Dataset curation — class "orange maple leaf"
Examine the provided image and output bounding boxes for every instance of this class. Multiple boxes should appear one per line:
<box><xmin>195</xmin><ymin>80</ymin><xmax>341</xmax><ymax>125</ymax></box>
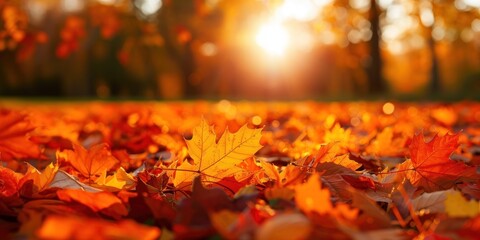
<box><xmin>57</xmin><ymin>143</ymin><xmax>118</xmax><ymax>181</ymax></box>
<box><xmin>294</xmin><ymin>173</ymin><xmax>358</xmax><ymax>220</ymax></box>
<box><xmin>398</xmin><ymin>133</ymin><xmax>480</xmax><ymax>192</ymax></box>
<box><xmin>295</xmin><ymin>173</ymin><xmax>332</xmax><ymax>215</ymax></box>
<box><xmin>0</xmin><ymin>110</ymin><xmax>41</xmax><ymax>161</ymax></box>
<box><xmin>173</xmin><ymin>119</ymin><xmax>263</xmax><ymax>187</ymax></box>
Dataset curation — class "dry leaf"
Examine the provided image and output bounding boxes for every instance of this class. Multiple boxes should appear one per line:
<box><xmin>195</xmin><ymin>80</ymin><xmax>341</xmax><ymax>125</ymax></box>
<box><xmin>95</xmin><ymin>167</ymin><xmax>136</xmax><ymax>191</ymax></box>
<box><xmin>255</xmin><ymin>213</ymin><xmax>311</xmax><ymax>240</ymax></box>
<box><xmin>0</xmin><ymin>110</ymin><xmax>41</xmax><ymax>161</ymax></box>
<box><xmin>37</xmin><ymin>215</ymin><xmax>161</xmax><ymax>240</ymax></box>
<box><xmin>57</xmin><ymin>143</ymin><xmax>118</xmax><ymax>181</ymax></box>
<box><xmin>295</xmin><ymin>173</ymin><xmax>332</xmax><ymax>215</ymax></box>
<box><xmin>445</xmin><ymin>191</ymin><xmax>480</xmax><ymax>218</ymax></box>
<box><xmin>57</xmin><ymin>189</ymin><xmax>128</xmax><ymax>218</ymax></box>
<box><xmin>174</xmin><ymin>119</ymin><xmax>263</xmax><ymax>186</ymax></box>
<box><xmin>398</xmin><ymin>133</ymin><xmax>479</xmax><ymax>192</ymax></box>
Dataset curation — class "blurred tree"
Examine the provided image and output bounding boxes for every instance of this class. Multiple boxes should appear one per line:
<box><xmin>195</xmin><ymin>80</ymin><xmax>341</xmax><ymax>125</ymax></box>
<box><xmin>156</xmin><ymin>1</ymin><xmax>197</xmax><ymax>97</ymax></box>
<box><xmin>368</xmin><ymin>0</ymin><xmax>385</xmax><ymax>94</ymax></box>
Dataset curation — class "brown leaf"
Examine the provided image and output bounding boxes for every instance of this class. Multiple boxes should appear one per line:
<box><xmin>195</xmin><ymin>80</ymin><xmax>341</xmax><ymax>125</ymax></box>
<box><xmin>174</xmin><ymin>176</ymin><xmax>234</xmax><ymax>239</ymax></box>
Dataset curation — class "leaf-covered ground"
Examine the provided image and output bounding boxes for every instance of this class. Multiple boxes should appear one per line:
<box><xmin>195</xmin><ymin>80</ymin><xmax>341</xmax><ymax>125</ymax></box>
<box><xmin>1</xmin><ymin>101</ymin><xmax>480</xmax><ymax>239</ymax></box>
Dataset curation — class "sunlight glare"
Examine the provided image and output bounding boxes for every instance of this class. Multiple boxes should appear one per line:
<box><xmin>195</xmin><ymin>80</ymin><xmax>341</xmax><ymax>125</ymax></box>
<box><xmin>276</xmin><ymin>0</ymin><xmax>321</xmax><ymax>22</ymax></box>
<box><xmin>383</xmin><ymin>102</ymin><xmax>395</xmax><ymax>115</ymax></box>
<box><xmin>256</xmin><ymin>22</ymin><xmax>289</xmax><ymax>56</ymax></box>
<box><xmin>200</xmin><ymin>42</ymin><xmax>218</xmax><ymax>57</ymax></box>
<box><xmin>97</xmin><ymin>0</ymin><xmax>117</xmax><ymax>5</ymax></box>
<box><xmin>464</xmin><ymin>0</ymin><xmax>480</xmax><ymax>8</ymax></box>
<box><xmin>135</xmin><ymin>0</ymin><xmax>163</xmax><ymax>16</ymax></box>
<box><xmin>62</xmin><ymin>0</ymin><xmax>84</xmax><ymax>13</ymax></box>
<box><xmin>26</xmin><ymin>1</ymin><xmax>48</xmax><ymax>24</ymax></box>
<box><xmin>349</xmin><ymin>0</ymin><xmax>370</xmax><ymax>12</ymax></box>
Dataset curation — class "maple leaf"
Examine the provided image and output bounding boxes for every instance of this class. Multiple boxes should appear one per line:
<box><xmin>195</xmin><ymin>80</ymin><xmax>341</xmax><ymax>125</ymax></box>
<box><xmin>260</xmin><ymin>161</ymin><xmax>306</xmax><ymax>188</ymax></box>
<box><xmin>295</xmin><ymin>173</ymin><xmax>358</xmax><ymax>221</ymax></box>
<box><xmin>295</xmin><ymin>173</ymin><xmax>332</xmax><ymax>215</ymax></box>
<box><xmin>0</xmin><ymin>110</ymin><xmax>41</xmax><ymax>161</ymax></box>
<box><xmin>300</xmin><ymin>143</ymin><xmax>361</xmax><ymax>170</ymax></box>
<box><xmin>94</xmin><ymin>167</ymin><xmax>136</xmax><ymax>191</ymax></box>
<box><xmin>398</xmin><ymin>133</ymin><xmax>480</xmax><ymax>192</ymax></box>
<box><xmin>323</xmin><ymin>123</ymin><xmax>353</xmax><ymax>151</ymax></box>
<box><xmin>20</xmin><ymin>163</ymin><xmax>101</xmax><ymax>197</ymax></box>
<box><xmin>57</xmin><ymin>143</ymin><xmax>118</xmax><ymax>181</ymax></box>
<box><xmin>366</xmin><ymin>127</ymin><xmax>407</xmax><ymax>157</ymax></box>
<box><xmin>173</xmin><ymin>119</ymin><xmax>263</xmax><ymax>186</ymax></box>
<box><xmin>0</xmin><ymin>166</ymin><xmax>23</xmax><ymax>213</ymax></box>
<box><xmin>19</xmin><ymin>163</ymin><xmax>58</xmax><ymax>196</ymax></box>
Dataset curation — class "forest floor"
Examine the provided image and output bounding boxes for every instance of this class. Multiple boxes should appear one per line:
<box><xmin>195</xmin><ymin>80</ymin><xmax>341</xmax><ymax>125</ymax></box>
<box><xmin>1</xmin><ymin>100</ymin><xmax>480</xmax><ymax>239</ymax></box>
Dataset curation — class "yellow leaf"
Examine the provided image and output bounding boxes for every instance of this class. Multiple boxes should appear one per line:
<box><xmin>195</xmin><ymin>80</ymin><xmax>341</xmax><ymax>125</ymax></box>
<box><xmin>323</xmin><ymin>123</ymin><xmax>352</xmax><ymax>150</ymax></box>
<box><xmin>172</xmin><ymin>161</ymin><xmax>198</xmax><ymax>188</ymax></box>
<box><xmin>95</xmin><ymin>167</ymin><xmax>135</xmax><ymax>191</ymax></box>
<box><xmin>22</xmin><ymin>163</ymin><xmax>58</xmax><ymax>192</ymax></box>
<box><xmin>445</xmin><ymin>191</ymin><xmax>480</xmax><ymax>217</ymax></box>
<box><xmin>295</xmin><ymin>173</ymin><xmax>332</xmax><ymax>215</ymax></box>
<box><xmin>174</xmin><ymin>119</ymin><xmax>263</xmax><ymax>186</ymax></box>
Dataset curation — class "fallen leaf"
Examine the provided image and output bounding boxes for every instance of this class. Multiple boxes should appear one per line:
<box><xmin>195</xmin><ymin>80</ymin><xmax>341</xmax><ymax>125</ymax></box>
<box><xmin>57</xmin><ymin>189</ymin><xmax>128</xmax><ymax>219</ymax></box>
<box><xmin>305</xmin><ymin>143</ymin><xmax>361</xmax><ymax>170</ymax></box>
<box><xmin>37</xmin><ymin>215</ymin><xmax>161</xmax><ymax>240</ymax></box>
<box><xmin>411</xmin><ymin>189</ymin><xmax>453</xmax><ymax>214</ymax></box>
<box><xmin>398</xmin><ymin>133</ymin><xmax>480</xmax><ymax>192</ymax></box>
<box><xmin>19</xmin><ymin>162</ymin><xmax>58</xmax><ymax>196</ymax></box>
<box><xmin>0</xmin><ymin>166</ymin><xmax>23</xmax><ymax>214</ymax></box>
<box><xmin>255</xmin><ymin>213</ymin><xmax>311</xmax><ymax>240</ymax></box>
<box><xmin>57</xmin><ymin>143</ymin><xmax>118</xmax><ymax>181</ymax></box>
<box><xmin>95</xmin><ymin>167</ymin><xmax>136</xmax><ymax>191</ymax></box>
<box><xmin>445</xmin><ymin>191</ymin><xmax>480</xmax><ymax>218</ymax></box>
<box><xmin>295</xmin><ymin>173</ymin><xmax>332</xmax><ymax>215</ymax></box>
<box><xmin>174</xmin><ymin>176</ymin><xmax>234</xmax><ymax>239</ymax></box>
<box><xmin>48</xmin><ymin>170</ymin><xmax>102</xmax><ymax>192</ymax></box>
<box><xmin>351</xmin><ymin>189</ymin><xmax>391</xmax><ymax>229</ymax></box>
<box><xmin>17</xmin><ymin>199</ymin><xmax>96</xmax><ymax>238</ymax></box>
<box><xmin>366</xmin><ymin>127</ymin><xmax>407</xmax><ymax>157</ymax></box>
<box><xmin>0</xmin><ymin>110</ymin><xmax>41</xmax><ymax>161</ymax></box>
<box><xmin>174</xmin><ymin>119</ymin><xmax>263</xmax><ymax>186</ymax></box>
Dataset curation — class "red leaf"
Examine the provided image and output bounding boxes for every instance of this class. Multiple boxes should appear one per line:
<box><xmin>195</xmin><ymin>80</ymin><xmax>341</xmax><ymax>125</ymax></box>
<box><xmin>399</xmin><ymin>133</ymin><xmax>480</xmax><ymax>192</ymax></box>
<box><xmin>0</xmin><ymin>167</ymin><xmax>23</xmax><ymax>215</ymax></box>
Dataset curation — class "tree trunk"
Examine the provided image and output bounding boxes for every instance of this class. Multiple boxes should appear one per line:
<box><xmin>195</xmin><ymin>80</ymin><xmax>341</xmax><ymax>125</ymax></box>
<box><xmin>368</xmin><ymin>0</ymin><xmax>385</xmax><ymax>94</ymax></box>
<box><xmin>428</xmin><ymin>28</ymin><xmax>441</xmax><ymax>94</ymax></box>
<box><xmin>157</xmin><ymin>5</ymin><xmax>197</xmax><ymax>98</ymax></box>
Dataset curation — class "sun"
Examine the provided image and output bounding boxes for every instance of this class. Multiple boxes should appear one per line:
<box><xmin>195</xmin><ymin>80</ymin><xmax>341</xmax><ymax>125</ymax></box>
<box><xmin>255</xmin><ymin>21</ymin><xmax>289</xmax><ymax>57</ymax></box>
